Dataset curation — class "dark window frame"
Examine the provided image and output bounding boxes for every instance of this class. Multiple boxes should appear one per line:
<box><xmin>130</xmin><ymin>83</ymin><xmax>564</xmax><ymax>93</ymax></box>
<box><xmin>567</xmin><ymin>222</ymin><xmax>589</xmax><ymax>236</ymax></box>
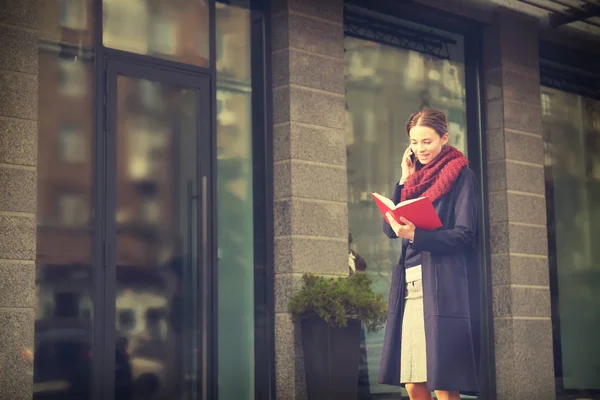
<box><xmin>540</xmin><ymin>40</ymin><xmax>600</xmax><ymax>399</ymax></box>
<box><xmin>343</xmin><ymin>1</ymin><xmax>496</xmax><ymax>398</ymax></box>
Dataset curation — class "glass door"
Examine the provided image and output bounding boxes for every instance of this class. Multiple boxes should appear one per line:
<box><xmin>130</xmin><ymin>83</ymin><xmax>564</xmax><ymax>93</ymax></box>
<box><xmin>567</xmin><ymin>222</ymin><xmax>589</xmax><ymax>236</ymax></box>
<box><xmin>104</xmin><ymin>60</ymin><xmax>213</xmax><ymax>400</ymax></box>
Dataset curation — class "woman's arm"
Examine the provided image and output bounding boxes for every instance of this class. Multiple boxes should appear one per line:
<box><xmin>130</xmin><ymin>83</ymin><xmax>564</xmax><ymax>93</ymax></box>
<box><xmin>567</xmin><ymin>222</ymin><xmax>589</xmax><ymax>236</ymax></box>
<box><xmin>410</xmin><ymin>168</ymin><xmax>479</xmax><ymax>253</ymax></box>
<box><xmin>383</xmin><ymin>182</ymin><xmax>404</xmax><ymax>239</ymax></box>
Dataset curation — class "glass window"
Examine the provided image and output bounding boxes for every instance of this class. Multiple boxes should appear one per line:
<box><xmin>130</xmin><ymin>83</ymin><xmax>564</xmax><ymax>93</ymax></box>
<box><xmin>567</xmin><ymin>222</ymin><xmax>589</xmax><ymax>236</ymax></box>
<box><xmin>543</xmin><ymin>86</ymin><xmax>600</xmax><ymax>392</ymax></box>
<box><xmin>344</xmin><ymin>8</ymin><xmax>470</xmax><ymax>399</ymax></box>
<box><xmin>103</xmin><ymin>0</ymin><xmax>209</xmax><ymax>67</ymax></box>
<box><xmin>113</xmin><ymin>74</ymin><xmax>201</xmax><ymax>399</ymax></box>
<box><xmin>36</xmin><ymin>2</ymin><xmax>94</xmax><ymax>399</ymax></box>
<box><xmin>216</xmin><ymin>1</ymin><xmax>254</xmax><ymax>399</ymax></box>
<box><xmin>57</xmin><ymin>192</ymin><xmax>88</xmax><ymax>226</ymax></box>
<box><xmin>59</xmin><ymin>0</ymin><xmax>88</xmax><ymax>30</ymax></box>
<box><xmin>58</xmin><ymin>123</ymin><xmax>85</xmax><ymax>163</ymax></box>
<box><xmin>58</xmin><ymin>58</ymin><xmax>86</xmax><ymax>97</ymax></box>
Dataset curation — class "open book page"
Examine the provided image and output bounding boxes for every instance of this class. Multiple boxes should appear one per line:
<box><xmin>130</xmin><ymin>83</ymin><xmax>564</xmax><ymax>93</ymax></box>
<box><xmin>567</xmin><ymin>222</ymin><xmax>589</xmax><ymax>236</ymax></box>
<box><xmin>371</xmin><ymin>193</ymin><xmax>424</xmax><ymax>210</ymax></box>
<box><xmin>395</xmin><ymin>197</ymin><xmax>423</xmax><ymax>209</ymax></box>
<box><xmin>371</xmin><ymin>193</ymin><xmax>395</xmax><ymax>210</ymax></box>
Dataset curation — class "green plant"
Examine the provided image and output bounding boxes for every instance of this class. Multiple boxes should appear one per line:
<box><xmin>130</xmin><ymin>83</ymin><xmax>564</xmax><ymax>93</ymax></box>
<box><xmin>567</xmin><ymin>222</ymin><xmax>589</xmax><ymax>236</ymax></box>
<box><xmin>289</xmin><ymin>272</ymin><xmax>387</xmax><ymax>333</ymax></box>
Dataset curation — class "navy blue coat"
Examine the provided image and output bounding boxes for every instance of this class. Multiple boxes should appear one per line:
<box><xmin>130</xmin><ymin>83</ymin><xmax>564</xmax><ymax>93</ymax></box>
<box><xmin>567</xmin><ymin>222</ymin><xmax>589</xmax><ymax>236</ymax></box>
<box><xmin>378</xmin><ymin>167</ymin><xmax>481</xmax><ymax>393</ymax></box>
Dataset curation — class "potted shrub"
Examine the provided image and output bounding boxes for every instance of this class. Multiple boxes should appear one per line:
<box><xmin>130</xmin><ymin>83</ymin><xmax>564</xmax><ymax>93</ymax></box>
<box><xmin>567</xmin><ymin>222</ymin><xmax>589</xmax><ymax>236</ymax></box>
<box><xmin>289</xmin><ymin>272</ymin><xmax>387</xmax><ymax>400</ymax></box>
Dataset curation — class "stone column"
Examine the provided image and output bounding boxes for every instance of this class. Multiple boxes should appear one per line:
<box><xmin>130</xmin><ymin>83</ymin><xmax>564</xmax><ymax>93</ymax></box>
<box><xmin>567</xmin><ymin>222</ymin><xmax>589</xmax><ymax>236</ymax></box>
<box><xmin>483</xmin><ymin>8</ymin><xmax>555</xmax><ymax>400</ymax></box>
<box><xmin>271</xmin><ymin>0</ymin><xmax>348</xmax><ymax>398</ymax></box>
<box><xmin>0</xmin><ymin>0</ymin><xmax>38</xmax><ymax>399</ymax></box>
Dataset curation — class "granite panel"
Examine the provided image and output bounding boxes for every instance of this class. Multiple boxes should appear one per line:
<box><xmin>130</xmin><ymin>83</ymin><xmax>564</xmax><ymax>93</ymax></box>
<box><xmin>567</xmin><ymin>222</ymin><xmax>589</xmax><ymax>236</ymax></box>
<box><xmin>289</xmin><ymin>49</ymin><xmax>345</xmax><ymax>94</ymax></box>
<box><xmin>511</xmin><ymin>319</ymin><xmax>555</xmax><ymax>399</ymax></box>
<box><xmin>0</xmin><ymin>309</ymin><xmax>34</xmax><ymax>400</ymax></box>
<box><xmin>502</xmin><ymin>69</ymin><xmax>541</xmax><ymax>106</ymax></box>
<box><xmin>491</xmin><ymin>254</ymin><xmax>550</xmax><ymax>287</ymax></box>
<box><xmin>289</xmin><ymin>162</ymin><xmax>346</xmax><ymax>201</ymax></box>
<box><xmin>486</xmin><ymin>160</ymin><xmax>507</xmax><ymax>193</ymax></box>
<box><xmin>0</xmin><ymin>215</ymin><xmax>36</xmax><ymax>260</ymax></box>
<box><xmin>275</xmin><ymin>273</ymin><xmax>303</xmax><ymax>315</ymax></box>
<box><xmin>508</xmin><ymin>255</ymin><xmax>549</xmax><ymax>287</ymax></box>
<box><xmin>272</xmin><ymin>48</ymin><xmax>291</xmax><ymax>89</ymax></box>
<box><xmin>287</xmin><ymin>0</ymin><xmax>343</xmax><ymax>23</ymax></box>
<box><xmin>0</xmin><ymin>25</ymin><xmax>38</xmax><ymax>75</ymax></box>
<box><xmin>0</xmin><ymin>167</ymin><xmax>36</xmax><ymax>213</ymax></box>
<box><xmin>0</xmin><ymin>261</ymin><xmax>35</xmax><ymax>308</ymax></box>
<box><xmin>275</xmin><ymin>313</ymin><xmax>307</xmax><ymax>400</ymax></box>
<box><xmin>274</xmin><ymin>236</ymin><xmax>347</xmax><ymax>275</ymax></box>
<box><xmin>274</xmin><ymin>199</ymin><xmax>347</xmax><ymax>238</ymax></box>
<box><xmin>287</xmin><ymin>13</ymin><xmax>344</xmax><ymax>59</ymax></box>
<box><xmin>272</xmin><ymin>13</ymin><xmax>290</xmax><ymax>52</ymax></box>
<box><xmin>275</xmin><ymin>160</ymin><xmax>347</xmax><ymax>202</ymax></box>
<box><xmin>488</xmin><ymin>191</ymin><xmax>507</xmax><ymax>224</ymax></box>
<box><xmin>289</xmin><ymin>86</ymin><xmax>345</xmax><ymax>129</ymax></box>
<box><xmin>508</xmin><ymin>223</ymin><xmax>548</xmax><ymax>255</ymax></box>
<box><xmin>0</xmin><ymin>0</ymin><xmax>38</xmax><ymax>28</ymax></box>
<box><xmin>503</xmin><ymin>100</ymin><xmax>541</xmax><ymax>135</ymax></box>
<box><xmin>0</xmin><ymin>72</ymin><xmax>38</xmax><ymax>120</ymax></box>
<box><xmin>0</xmin><ymin>119</ymin><xmax>37</xmax><ymax>166</ymax></box>
<box><xmin>506</xmin><ymin>192</ymin><xmax>546</xmax><ymax>226</ymax></box>
<box><xmin>273</xmin><ymin>86</ymin><xmax>291</xmax><ymax>125</ymax></box>
<box><xmin>273</xmin><ymin>123</ymin><xmax>346</xmax><ymax>166</ymax></box>
<box><xmin>504</xmin><ymin>130</ymin><xmax>543</xmax><ymax>164</ymax></box>
<box><xmin>485</xmin><ymin>128</ymin><xmax>505</xmax><ymax>162</ymax></box>
<box><xmin>505</xmin><ymin>161</ymin><xmax>545</xmax><ymax>195</ymax></box>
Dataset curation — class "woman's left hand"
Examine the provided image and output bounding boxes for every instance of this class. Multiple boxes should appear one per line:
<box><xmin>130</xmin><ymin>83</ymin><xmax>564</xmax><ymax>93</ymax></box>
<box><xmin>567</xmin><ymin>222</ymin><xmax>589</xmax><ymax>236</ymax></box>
<box><xmin>385</xmin><ymin>212</ymin><xmax>415</xmax><ymax>241</ymax></box>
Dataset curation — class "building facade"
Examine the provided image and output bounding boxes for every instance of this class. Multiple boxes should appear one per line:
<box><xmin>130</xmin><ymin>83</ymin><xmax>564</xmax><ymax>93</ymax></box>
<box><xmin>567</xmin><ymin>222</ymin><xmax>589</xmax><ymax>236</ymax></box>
<box><xmin>0</xmin><ymin>0</ymin><xmax>599</xmax><ymax>399</ymax></box>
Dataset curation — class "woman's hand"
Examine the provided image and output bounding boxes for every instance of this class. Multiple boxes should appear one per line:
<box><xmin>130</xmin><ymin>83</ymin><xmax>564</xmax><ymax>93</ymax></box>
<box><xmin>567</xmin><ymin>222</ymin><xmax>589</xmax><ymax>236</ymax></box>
<box><xmin>385</xmin><ymin>212</ymin><xmax>415</xmax><ymax>241</ymax></box>
<box><xmin>401</xmin><ymin>146</ymin><xmax>416</xmax><ymax>182</ymax></box>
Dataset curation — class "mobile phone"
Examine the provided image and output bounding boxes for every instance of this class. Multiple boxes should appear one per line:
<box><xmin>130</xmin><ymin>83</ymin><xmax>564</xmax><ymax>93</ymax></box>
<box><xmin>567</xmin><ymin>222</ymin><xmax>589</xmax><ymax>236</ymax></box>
<box><xmin>409</xmin><ymin>150</ymin><xmax>416</xmax><ymax>164</ymax></box>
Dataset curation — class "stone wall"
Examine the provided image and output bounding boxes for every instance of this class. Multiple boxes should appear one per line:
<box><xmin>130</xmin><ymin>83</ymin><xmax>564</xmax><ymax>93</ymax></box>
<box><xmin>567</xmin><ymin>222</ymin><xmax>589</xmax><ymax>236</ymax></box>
<box><xmin>0</xmin><ymin>0</ymin><xmax>39</xmax><ymax>398</ymax></box>
<box><xmin>483</xmin><ymin>8</ymin><xmax>555</xmax><ymax>400</ymax></box>
<box><xmin>271</xmin><ymin>0</ymin><xmax>348</xmax><ymax>398</ymax></box>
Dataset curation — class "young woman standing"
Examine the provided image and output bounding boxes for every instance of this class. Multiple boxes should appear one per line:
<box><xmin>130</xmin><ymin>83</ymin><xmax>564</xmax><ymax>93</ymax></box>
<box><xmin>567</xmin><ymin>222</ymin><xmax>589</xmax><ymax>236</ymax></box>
<box><xmin>378</xmin><ymin>108</ymin><xmax>480</xmax><ymax>400</ymax></box>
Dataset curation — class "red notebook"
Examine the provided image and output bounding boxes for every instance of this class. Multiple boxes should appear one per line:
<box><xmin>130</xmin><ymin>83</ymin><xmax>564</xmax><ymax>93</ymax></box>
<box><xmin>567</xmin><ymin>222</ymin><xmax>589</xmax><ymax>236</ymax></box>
<box><xmin>372</xmin><ymin>193</ymin><xmax>442</xmax><ymax>231</ymax></box>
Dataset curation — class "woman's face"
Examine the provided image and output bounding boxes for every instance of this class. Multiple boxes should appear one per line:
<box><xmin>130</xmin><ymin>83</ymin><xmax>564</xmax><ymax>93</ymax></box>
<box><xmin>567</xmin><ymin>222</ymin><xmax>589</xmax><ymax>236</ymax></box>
<box><xmin>409</xmin><ymin>125</ymin><xmax>449</xmax><ymax>165</ymax></box>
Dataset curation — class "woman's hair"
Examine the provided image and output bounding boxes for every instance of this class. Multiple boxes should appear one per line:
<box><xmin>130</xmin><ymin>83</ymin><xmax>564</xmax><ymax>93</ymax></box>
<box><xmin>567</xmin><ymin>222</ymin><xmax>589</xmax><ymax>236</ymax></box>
<box><xmin>406</xmin><ymin>108</ymin><xmax>448</xmax><ymax>137</ymax></box>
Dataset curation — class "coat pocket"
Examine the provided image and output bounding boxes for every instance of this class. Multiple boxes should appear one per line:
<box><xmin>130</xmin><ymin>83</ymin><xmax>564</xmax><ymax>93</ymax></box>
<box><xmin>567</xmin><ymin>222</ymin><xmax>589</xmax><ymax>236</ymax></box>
<box><xmin>435</xmin><ymin>262</ymin><xmax>470</xmax><ymax>318</ymax></box>
<box><xmin>387</xmin><ymin>264</ymin><xmax>403</xmax><ymax>314</ymax></box>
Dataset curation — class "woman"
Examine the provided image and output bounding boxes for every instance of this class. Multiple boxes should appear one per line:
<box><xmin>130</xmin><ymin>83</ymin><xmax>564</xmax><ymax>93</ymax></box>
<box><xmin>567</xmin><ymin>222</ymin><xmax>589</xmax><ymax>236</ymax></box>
<box><xmin>378</xmin><ymin>108</ymin><xmax>480</xmax><ymax>400</ymax></box>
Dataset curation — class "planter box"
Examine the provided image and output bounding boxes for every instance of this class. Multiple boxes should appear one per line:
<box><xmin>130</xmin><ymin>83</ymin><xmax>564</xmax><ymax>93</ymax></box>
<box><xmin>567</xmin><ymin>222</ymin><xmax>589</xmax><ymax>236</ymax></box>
<box><xmin>301</xmin><ymin>316</ymin><xmax>362</xmax><ymax>400</ymax></box>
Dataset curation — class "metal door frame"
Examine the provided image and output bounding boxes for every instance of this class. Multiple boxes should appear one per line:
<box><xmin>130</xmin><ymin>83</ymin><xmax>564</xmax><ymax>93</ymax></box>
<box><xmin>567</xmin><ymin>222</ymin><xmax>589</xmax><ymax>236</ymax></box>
<box><xmin>92</xmin><ymin>57</ymin><xmax>215</xmax><ymax>400</ymax></box>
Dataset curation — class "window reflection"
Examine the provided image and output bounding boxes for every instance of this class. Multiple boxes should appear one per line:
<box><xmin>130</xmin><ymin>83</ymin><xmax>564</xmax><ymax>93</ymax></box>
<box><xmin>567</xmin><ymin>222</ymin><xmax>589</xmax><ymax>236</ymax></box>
<box><xmin>36</xmin><ymin>1</ymin><xmax>94</xmax><ymax>399</ymax></box>
<box><xmin>344</xmin><ymin>14</ymin><xmax>468</xmax><ymax>398</ymax></box>
<box><xmin>216</xmin><ymin>2</ymin><xmax>255</xmax><ymax>399</ymax></box>
<box><xmin>103</xmin><ymin>0</ymin><xmax>209</xmax><ymax>67</ymax></box>
<box><xmin>115</xmin><ymin>76</ymin><xmax>199</xmax><ymax>399</ymax></box>
<box><xmin>543</xmin><ymin>86</ymin><xmax>600</xmax><ymax>392</ymax></box>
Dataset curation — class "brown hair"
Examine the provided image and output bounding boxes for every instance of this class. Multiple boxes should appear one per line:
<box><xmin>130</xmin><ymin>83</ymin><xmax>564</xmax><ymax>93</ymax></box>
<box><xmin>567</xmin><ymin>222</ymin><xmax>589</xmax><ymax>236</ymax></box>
<box><xmin>406</xmin><ymin>108</ymin><xmax>448</xmax><ymax>137</ymax></box>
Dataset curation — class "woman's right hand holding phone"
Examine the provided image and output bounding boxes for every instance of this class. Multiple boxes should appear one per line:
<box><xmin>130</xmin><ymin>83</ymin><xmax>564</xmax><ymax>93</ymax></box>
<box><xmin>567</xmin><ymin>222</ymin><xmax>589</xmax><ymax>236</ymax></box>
<box><xmin>400</xmin><ymin>146</ymin><xmax>416</xmax><ymax>184</ymax></box>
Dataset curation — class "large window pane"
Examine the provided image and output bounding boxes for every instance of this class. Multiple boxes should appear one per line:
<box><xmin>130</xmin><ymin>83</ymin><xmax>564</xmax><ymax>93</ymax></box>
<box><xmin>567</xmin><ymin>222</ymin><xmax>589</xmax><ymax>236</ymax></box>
<box><xmin>344</xmin><ymin>10</ymin><xmax>469</xmax><ymax>398</ymax></box>
<box><xmin>36</xmin><ymin>1</ymin><xmax>94</xmax><ymax>399</ymax></box>
<box><xmin>103</xmin><ymin>0</ymin><xmax>209</xmax><ymax>67</ymax></box>
<box><xmin>114</xmin><ymin>75</ymin><xmax>200</xmax><ymax>399</ymax></box>
<box><xmin>543</xmin><ymin>86</ymin><xmax>600</xmax><ymax>392</ymax></box>
<box><xmin>216</xmin><ymin>2</ymin><xmax>254</xmax><ymax>399</ymax></box>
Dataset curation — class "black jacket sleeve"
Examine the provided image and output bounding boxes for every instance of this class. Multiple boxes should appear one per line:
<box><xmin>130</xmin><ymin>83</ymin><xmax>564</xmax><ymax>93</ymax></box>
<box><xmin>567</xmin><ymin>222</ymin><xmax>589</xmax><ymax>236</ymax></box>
<box><xmin>410</xmin><ymin>168</ymin><xmax>479</xmax><ymax>253</ymax></box>
<box><xmin>383</xmin><ymin>182</ymin><xmax>403</xmax><ymax>239</ymax></box>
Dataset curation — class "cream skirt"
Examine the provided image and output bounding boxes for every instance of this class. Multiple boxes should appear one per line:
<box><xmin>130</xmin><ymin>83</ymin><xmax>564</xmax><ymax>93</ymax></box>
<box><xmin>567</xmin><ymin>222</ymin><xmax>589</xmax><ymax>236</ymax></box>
<box><xmin>400</xmin><ymin>266</ymin><xmax>427</xmax><ymax>384</ymax></box>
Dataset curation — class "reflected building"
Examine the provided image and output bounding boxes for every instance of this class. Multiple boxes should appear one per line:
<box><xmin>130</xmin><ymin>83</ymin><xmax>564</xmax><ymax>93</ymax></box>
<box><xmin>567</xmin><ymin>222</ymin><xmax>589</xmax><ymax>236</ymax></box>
<box><xmin>35</xmin><ymin>1</ymin><xmax>253</xmax><ymax>399</ymax></box>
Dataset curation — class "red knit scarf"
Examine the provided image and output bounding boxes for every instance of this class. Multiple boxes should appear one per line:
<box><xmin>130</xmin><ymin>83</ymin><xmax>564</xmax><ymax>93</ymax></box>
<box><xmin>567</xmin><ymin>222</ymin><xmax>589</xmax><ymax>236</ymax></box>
<box><xmin>401</xmin><ymin>146</ymin><xmax>469</xmax><ymax>203</ymax></box>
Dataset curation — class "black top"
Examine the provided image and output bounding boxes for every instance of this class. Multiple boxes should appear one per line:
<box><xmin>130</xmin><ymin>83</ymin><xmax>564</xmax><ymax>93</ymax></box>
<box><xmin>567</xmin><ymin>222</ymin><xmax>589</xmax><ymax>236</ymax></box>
<box><xmin>403</xmin><ymin>241</ymin><xmax>421</xmax><ymax>269</ymax></box>
<box><xmin>392</xmin><ymin>183</ymin><xmax>421</xmax><ymax>269</ymax></box>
